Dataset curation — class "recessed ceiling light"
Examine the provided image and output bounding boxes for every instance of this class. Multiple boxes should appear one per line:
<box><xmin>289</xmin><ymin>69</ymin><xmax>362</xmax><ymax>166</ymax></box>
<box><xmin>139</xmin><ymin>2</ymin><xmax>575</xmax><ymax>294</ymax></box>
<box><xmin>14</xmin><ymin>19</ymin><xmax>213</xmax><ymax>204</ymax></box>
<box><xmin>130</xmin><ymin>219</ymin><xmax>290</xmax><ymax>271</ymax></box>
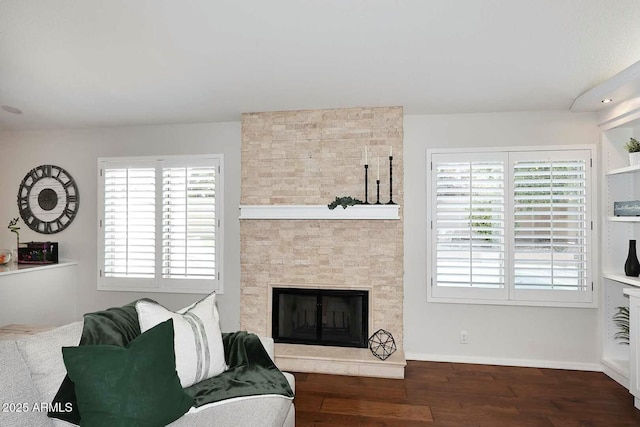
<box><xmin>601</xmin><ymin>98</ymin><xmax>613</xmax><ymax>104</ymax></box>
<box><xmin>1</xmin><ymin>105</ymin><xmax>23</xmax><ymax>114</ymax></box>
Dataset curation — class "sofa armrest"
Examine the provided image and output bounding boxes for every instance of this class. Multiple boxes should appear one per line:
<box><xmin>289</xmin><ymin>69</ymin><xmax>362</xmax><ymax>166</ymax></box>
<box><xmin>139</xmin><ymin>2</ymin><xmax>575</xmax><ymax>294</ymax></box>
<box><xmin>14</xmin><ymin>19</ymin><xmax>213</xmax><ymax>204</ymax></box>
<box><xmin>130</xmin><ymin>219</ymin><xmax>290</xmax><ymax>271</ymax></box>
<box><xmin>259</xmin><ymin>336</ymin><xmax>275</xmax><ymax>360</ymax></box>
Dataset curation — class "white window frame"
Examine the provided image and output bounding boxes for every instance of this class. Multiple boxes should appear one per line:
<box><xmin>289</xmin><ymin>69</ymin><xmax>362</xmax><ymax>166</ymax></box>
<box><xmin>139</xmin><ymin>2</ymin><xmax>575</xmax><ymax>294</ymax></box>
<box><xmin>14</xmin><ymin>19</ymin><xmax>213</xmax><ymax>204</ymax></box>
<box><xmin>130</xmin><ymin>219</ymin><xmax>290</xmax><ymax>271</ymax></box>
<box><xmin>426</xmin><ymin>145</ymin><xmax>596</xmax><ymax>308</ymax></box>
<box><xmin>97</xmin><ymin>154</ymin><xmax>224</xmax><ymax>294</ymax></box>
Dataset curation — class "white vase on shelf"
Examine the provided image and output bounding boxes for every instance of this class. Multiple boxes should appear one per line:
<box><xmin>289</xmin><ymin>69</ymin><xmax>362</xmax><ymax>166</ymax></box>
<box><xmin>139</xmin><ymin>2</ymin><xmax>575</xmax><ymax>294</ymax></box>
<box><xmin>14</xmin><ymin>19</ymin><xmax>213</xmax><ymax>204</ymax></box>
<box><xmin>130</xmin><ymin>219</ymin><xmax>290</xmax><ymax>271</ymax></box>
<box><xmin>630</xmin><ymin>152</ymin><xmax>640</xmax><ymax>166</ymax></box>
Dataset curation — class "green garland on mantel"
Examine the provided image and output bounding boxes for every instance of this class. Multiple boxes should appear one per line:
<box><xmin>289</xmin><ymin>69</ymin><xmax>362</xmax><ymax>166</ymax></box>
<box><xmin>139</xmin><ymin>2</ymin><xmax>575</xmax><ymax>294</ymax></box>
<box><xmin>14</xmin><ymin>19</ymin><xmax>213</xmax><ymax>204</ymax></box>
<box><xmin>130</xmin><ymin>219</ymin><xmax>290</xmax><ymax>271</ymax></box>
<box><xmin>327</xmin><ymin>196</ymin><xmax>364</xmax><ymax>210</ymax></box>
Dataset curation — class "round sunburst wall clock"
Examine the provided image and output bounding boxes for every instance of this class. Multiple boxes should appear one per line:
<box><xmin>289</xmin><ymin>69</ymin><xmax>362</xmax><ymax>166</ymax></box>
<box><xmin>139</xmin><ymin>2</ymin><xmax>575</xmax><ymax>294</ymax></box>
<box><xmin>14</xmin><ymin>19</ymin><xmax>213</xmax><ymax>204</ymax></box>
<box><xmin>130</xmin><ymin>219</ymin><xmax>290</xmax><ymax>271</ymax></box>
<box><xmin>17</xmin><ymin>164</ymin><xmax>80</xmax><ymax>234</ymax></box>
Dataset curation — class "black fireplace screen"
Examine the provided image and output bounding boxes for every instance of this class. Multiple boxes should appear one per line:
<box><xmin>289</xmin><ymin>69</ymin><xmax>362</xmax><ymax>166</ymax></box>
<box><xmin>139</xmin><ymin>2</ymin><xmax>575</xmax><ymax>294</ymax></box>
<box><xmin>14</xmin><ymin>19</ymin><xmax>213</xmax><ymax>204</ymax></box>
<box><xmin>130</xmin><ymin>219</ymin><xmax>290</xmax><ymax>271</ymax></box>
<box><xmin>272</xmin><ymin>288</ymin><xmax>369</xmax><ymax>348</ymax></box>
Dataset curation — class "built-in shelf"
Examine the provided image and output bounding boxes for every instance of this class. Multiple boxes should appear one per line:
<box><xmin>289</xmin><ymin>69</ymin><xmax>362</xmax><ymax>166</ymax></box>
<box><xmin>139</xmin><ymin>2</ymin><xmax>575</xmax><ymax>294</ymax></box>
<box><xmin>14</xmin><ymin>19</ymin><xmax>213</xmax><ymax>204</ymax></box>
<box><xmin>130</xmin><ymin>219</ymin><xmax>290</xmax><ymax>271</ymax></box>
<box><xmin>603</xmin><ymin>272</ymin><xmax>640</xmax><ymax>288</ymax></box>
<box><xmin>624</xmin><ymin>287</ymin><xmax>640</xmax><ymax>298</ymax></box>
<box><xmin>0</xmin><ymin>260</ymin><xmax>78</xmax><ymax>277</ymax></box>
<box><xmin>606</xmin><ymin>164</ymin><xmax>640</xmax><ymax>176</ymax></box>
<box><xmin>608</xmin><ymin>216</ymin><xmax>640</xmax><ymax>222</ymax></box>
<box><xmin>239</xmin><ymin>205</ymin><xmax>400</xmax><ymax>220</ymax></box>
<box><xmin>597</xmin><ymin>64</ymin><xmax>640</xmax><ymax>409</ymax></box>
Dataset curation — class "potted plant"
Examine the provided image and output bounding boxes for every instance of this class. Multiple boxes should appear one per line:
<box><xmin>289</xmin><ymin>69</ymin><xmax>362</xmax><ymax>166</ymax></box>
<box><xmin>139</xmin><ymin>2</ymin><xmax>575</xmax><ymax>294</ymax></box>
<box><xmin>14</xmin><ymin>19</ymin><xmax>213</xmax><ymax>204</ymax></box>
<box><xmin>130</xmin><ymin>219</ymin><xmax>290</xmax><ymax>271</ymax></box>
<box><xmin>613</xmin><ymin>306</ymin><xmax>629</xmax><ymax>345</ymax></box>
<box><xmin>624</xmin><ymin>137</ymin><xmax>640</xmax><ymax>166</ymax></box>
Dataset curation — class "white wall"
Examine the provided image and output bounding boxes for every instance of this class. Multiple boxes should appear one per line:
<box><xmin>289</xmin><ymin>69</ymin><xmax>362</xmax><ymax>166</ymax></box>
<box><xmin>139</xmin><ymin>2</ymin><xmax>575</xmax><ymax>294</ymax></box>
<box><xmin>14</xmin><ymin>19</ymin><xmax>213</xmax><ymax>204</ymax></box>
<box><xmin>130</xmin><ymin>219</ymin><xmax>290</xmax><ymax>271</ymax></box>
<box><xmin>0</xmin><ymin>110</ymin><xmax>605</xmax><ymax>369</ymax></box>
<box><xmin>0</xmin><ymin>122</ymin><xmax>241</xmax><ymax>331</ymax></box>
<box><xmin>403</xmin><ymin>111</ymin><xmax>602</xmax><ymax>370</ymax></box>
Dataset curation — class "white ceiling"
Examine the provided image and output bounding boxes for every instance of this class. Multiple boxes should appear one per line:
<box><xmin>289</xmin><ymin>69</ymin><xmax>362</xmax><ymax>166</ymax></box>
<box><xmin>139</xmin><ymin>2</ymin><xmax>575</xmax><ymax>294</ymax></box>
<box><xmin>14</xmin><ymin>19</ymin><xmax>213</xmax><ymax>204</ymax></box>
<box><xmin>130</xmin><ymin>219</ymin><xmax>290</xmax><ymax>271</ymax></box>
<box><xmin>2</xmin><ymin>0</ymin><xmax>640</xmax><ymax>131</ymax></box>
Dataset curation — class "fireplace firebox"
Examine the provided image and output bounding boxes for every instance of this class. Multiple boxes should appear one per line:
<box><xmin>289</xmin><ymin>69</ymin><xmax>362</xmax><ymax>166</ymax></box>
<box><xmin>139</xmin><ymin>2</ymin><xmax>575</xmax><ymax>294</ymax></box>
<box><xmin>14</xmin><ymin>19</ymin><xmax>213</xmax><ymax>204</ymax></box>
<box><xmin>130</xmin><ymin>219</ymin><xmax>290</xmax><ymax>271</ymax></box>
<box><xmin>272</xmin><ymin>288</ymin><xmax>369</xmax><ymax>348</ymax></box>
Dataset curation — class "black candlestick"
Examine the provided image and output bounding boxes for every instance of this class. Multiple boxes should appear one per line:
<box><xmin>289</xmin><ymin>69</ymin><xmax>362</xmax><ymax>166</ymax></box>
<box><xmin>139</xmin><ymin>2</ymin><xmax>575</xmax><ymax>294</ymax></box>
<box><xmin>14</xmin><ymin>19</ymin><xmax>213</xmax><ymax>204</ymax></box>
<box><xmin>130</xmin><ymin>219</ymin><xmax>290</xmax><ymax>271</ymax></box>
<box><xmin>387</xmin><ymin>156</ymin><xmax>396</xmax><ymax>205</ymax></box>
<box><xmin>364</xmin><ymin>164</ymin><xmax>370</xmax><ymax>204</ymax></box>
<box><xmin>375</xmin><ymin>179</ymin><xmax>381</xmax><ymax>204</ymax></box>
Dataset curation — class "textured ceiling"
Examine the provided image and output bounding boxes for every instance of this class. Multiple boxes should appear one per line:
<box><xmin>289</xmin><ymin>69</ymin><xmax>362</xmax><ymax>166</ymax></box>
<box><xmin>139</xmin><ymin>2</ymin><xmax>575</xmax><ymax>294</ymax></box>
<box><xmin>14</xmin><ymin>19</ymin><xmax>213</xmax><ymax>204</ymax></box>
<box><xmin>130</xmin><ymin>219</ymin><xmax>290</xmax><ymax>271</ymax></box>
<box><xmin>2</xmin><ymin>0</ymin><xmax>640</xmax><ymax>130</ymax></box>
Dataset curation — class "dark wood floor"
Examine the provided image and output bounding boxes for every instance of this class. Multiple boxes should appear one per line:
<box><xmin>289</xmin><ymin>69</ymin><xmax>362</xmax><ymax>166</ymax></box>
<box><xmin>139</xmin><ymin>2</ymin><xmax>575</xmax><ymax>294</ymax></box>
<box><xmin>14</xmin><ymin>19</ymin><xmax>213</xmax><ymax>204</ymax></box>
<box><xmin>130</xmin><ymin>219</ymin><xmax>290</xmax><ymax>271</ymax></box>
<box><xmin>293</xmin><ymin>360</ymin><xmax>640</xmax><ymax>426</ymax></box>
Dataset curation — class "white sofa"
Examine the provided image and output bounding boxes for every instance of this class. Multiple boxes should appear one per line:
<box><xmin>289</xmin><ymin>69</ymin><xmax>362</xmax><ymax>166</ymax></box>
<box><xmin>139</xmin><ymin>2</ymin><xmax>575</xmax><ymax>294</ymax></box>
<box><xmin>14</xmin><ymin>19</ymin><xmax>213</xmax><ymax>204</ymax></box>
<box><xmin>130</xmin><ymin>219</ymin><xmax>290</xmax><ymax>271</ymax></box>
<box><xmin>0</xmin><ymin>322</ymin><xmax>295</xmax><ymax>427</ymax></box>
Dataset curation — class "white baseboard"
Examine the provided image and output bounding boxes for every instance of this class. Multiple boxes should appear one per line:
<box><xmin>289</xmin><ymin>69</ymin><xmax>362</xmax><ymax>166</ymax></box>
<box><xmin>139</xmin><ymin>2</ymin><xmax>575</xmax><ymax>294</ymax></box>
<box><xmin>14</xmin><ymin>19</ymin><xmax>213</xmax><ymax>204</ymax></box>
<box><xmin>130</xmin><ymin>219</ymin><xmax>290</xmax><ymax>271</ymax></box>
<box><xmin>405</xmin><ymin>352</ymin><xmax>603</xmax><ymax>372</ymax></box>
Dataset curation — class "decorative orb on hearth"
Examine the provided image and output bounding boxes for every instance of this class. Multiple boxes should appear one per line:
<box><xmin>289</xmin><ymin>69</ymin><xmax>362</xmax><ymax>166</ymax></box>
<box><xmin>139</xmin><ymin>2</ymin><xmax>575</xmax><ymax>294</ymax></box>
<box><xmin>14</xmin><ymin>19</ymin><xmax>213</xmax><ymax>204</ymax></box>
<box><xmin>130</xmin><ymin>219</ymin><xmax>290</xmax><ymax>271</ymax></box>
<box><xmin>368</xmin><ymin>329</ymin><xmax>396</xmax><ymax>360</ymax></box>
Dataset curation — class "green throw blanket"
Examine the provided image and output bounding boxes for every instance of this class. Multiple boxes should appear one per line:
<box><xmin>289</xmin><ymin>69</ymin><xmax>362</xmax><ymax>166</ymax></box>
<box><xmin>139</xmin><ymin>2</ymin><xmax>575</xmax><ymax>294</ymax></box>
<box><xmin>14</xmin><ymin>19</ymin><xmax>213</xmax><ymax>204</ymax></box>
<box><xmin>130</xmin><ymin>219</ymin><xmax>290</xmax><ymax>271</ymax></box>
<box><xmin>186</xmin><ymin>331</ymin><xmax>294</xmax><ymax>406</ymax></box>
<box><xmin>49</xmin><ymin>301</ymin><xmax>293</xmax><ymax>425</ymax></box>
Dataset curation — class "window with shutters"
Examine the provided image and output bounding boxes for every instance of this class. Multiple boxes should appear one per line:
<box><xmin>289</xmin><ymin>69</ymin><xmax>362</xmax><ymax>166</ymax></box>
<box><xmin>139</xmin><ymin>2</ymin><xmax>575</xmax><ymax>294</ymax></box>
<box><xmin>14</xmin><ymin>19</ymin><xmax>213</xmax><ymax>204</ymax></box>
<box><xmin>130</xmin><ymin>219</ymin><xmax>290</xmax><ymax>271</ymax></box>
<box><xmin>427</xmin><ymin>147</ymin><xmax>594</xmax><ymax>307</ymax></box>
<box><xmin>97</xmin><ymin>155</ymin><xmax>223</xmax><ymax>293</ymax></box>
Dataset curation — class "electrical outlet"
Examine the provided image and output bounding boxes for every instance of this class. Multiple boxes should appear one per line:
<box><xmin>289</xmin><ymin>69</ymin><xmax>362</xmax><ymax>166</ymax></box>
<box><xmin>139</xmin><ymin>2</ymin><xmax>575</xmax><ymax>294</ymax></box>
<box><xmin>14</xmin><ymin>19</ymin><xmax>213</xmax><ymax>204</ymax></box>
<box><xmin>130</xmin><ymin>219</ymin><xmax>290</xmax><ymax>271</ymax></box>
<box><xmin>460</xmin><ymin>330</ymin><xmax>469</xmax><ymax>344</ymax></box>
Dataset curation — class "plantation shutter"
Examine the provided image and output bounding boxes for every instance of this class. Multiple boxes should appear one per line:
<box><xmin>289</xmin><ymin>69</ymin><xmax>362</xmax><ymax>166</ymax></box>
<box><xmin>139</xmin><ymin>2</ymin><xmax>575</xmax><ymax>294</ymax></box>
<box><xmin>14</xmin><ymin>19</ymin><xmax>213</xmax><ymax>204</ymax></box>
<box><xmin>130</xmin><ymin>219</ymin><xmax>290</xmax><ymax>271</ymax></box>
<box><xmin>429</xmin><ymin>148</ymin><xmax>593</xmax><ymax>305</ymax></box>
<box><xmin>510</xmin><ymin>150</ymin><xmax>591</xmax><ymax>303</ymax></box>
<box><xmin>103</xmin><ymin>164</ymin><xmax>157</xmax><ymax>280</ymax></box>
<box><xmin>431</xmin><ymin>152</ymin><xmax>507</xmax><ymax>300</ymax></box>
<box><xmin>99</xmin><ymin>155</ymin><xmax>222</xmax><ymax>293</ymax></box>
<box><xmin>162</xmin><ymin>160</ymin><xmax>218</xmax><ymax>281</ymax></box>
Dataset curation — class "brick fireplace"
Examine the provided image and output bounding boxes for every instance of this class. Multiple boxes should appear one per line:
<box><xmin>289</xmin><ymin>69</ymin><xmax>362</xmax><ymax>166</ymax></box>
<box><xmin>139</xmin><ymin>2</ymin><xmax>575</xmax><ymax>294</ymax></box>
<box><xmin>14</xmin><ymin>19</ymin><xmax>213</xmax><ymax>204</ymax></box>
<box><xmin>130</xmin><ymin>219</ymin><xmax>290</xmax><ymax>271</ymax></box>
<box><xmin>239</xmin><ymin>107</ymin><xmax>405</xmax><ymax>378</ymax></box>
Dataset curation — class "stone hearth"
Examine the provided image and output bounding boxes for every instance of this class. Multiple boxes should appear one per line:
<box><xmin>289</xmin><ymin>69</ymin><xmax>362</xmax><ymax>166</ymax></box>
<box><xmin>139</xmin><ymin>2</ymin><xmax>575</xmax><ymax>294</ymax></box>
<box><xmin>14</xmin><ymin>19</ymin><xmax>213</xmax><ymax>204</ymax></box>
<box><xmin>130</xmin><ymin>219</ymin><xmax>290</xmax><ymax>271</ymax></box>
<box><xmin>275</xmin><ymin>343</ymin><xmax>405</xmax><ymax>379</ymax></box>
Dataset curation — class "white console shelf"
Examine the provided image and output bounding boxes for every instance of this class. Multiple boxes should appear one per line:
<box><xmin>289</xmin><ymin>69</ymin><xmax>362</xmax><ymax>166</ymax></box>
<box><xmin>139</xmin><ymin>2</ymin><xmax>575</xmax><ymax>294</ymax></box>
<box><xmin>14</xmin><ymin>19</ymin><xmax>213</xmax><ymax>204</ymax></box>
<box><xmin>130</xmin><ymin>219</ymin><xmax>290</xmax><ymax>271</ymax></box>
<box><xmin>239</xmin><ymin>205</ymin><xmax>400</xmax><ymax>220</ymax></box>
<box><xmin>0</xmin><ymin>260</ymin><xmax>77</xmax><ymax>276</ymax></box>
<box><xmin>0</xmin><ymin>261</ymin><xmax>78</xmax><ymax>326</ymax></box>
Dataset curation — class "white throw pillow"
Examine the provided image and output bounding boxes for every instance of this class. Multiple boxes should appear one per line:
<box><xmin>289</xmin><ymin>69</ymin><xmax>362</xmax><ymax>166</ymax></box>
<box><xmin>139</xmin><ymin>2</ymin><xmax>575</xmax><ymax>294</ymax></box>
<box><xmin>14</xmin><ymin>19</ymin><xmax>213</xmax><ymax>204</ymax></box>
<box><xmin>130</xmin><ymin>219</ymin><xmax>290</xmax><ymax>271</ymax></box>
<box><xmin>136</xmin><ymin>293</ymin><xmax>227</xmax><ymax>388</ymax></box>
<box><xmin>15</xmin><ymin>321</ymin><xmax>83</xmax><ymax>404</ymax></box>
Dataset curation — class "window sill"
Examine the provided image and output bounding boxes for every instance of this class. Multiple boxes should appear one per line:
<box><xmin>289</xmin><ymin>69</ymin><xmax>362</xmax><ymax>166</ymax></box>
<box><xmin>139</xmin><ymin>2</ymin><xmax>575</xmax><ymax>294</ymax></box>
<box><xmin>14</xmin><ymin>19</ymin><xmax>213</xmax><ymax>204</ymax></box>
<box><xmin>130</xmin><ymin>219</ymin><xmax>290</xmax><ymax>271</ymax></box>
<box><xmin>426</xmin><ymin>295</ymin><xmax>597</xmax><ymax>309</ymax></box>
<box><xmin>98</xmin><ymin>284</ymin><xmax>222</xmax><ymax>294</ymax></box>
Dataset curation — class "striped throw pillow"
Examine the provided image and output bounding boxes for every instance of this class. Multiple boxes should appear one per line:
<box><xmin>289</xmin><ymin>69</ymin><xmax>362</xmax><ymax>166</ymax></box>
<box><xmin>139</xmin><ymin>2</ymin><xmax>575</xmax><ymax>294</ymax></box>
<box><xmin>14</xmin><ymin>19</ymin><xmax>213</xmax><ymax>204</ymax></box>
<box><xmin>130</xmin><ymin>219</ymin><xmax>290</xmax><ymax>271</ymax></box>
<box><xmin>135</xmin><ymin>293</ymin><xmax>227</xmax><ymax>388</ymax></box>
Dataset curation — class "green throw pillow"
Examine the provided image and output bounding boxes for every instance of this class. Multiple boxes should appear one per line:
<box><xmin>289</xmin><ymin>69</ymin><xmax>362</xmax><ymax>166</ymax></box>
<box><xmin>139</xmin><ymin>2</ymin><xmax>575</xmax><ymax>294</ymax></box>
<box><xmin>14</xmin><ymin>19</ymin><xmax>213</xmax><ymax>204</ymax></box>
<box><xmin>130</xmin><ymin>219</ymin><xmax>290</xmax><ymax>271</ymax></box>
<box><xmin>62</xmin><ymin>319</ymin><xmax>194</xmax><ymax>427</ymax></box>
<box><xmin>50</xmin><ymin>300</ymin><xmax>146</xmax><ymax>424</ymax></box>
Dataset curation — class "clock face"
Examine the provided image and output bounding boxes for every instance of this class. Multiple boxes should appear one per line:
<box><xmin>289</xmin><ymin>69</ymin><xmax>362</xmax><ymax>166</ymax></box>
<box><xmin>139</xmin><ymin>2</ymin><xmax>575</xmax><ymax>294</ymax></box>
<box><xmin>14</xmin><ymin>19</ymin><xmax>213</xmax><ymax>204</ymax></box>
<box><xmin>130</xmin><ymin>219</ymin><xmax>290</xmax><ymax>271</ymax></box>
<box><xmin>17</xmin><ymin>165</ymin><xmax>80</xmax><ymax>234</ymax></box>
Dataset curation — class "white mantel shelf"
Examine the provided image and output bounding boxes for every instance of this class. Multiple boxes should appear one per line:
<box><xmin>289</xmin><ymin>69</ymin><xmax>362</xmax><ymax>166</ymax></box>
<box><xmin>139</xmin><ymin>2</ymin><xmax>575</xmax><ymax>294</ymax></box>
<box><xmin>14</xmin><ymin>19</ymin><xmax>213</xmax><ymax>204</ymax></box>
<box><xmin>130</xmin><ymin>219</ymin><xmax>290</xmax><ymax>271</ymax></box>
<box><xmin>239</xmin><ymin>205</ymin><xmax>400</xmax><ymax>220</ymax></box>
